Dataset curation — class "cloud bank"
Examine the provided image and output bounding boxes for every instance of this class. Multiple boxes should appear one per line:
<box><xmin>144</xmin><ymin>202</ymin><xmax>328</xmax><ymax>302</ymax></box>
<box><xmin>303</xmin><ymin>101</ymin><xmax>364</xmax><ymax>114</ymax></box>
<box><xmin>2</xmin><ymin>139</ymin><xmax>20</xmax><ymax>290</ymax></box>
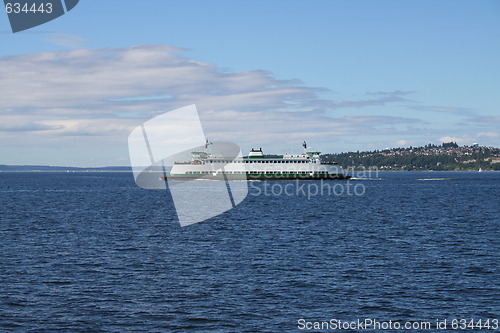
<box><xmin>0</xmin><ymin>45</ymin><xmax>496</xmax><ymax>165</ymax></box>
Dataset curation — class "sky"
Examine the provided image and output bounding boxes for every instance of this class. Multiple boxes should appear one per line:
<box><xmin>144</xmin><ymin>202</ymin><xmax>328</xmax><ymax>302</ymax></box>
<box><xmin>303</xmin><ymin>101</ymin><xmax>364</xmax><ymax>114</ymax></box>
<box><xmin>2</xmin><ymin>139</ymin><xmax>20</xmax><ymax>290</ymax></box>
<box><xmin>0</xmin><ymin>0</ymin><xmax>499</xmax><ymax>166</ymax></box>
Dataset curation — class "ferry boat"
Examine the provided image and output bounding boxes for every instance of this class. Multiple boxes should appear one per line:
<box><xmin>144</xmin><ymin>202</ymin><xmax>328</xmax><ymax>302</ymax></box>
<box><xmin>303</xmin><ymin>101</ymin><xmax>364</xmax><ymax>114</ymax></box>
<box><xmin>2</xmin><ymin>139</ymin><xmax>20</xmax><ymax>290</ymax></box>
<box><xmin>165</xmin><ymin>141</ymin><xmax>350</xmax><ymax>180</ymax></box>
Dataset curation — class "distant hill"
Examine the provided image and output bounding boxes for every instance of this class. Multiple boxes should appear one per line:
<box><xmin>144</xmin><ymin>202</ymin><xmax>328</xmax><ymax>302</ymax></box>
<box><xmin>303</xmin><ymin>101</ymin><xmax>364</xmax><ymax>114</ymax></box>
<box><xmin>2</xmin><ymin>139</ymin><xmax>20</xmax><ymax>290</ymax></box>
<box><xmin>2</xmin><ymin>142</ymin><xmax>499</xmax><ymax>172</ymax></box>
<box><xmin>322</xmin><ymin>143</ymin><xmax>500</xmax><ymax>171</ymax></box>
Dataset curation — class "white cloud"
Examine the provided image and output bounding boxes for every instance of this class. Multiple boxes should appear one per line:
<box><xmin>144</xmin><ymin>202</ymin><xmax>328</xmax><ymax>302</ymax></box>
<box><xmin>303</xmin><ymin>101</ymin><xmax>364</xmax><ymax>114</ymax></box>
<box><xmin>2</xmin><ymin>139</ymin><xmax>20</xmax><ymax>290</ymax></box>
<box><xmin>471</xmin><ymin>116</ymin><xmax>500</xmax><ymax>123</ymax></box>
<box><xmin>477</xmin><ymin>132</ymin><xmax>499</xmax><ymax>138</ymax></box>
<box><xmin>395</xmin><ymin>140</ymin><xmax>409</xmax><ymax>146</ymax></box>
<box><xmin>437</xmin><ymin>133</ymin><xmax>499</xmax><ymax>147</ymax></box>
<box><xmin>0</xmin><ymin>45</ymin><xmax>445</xmax><ymax>165</ymax></box>
<box><xmin>411</xmin><ymin>105</ymin><xmax>474</xmax><ymax>116</ymax></box>
<box><xmin>438</xmin><ymin>136</ymin><xmax>467</xmax><ymax>143</ymax></box>
<box><xmin>44</xmin><ymin>33</ymin><xmax>88</xmax><ymax>49</ymax></box>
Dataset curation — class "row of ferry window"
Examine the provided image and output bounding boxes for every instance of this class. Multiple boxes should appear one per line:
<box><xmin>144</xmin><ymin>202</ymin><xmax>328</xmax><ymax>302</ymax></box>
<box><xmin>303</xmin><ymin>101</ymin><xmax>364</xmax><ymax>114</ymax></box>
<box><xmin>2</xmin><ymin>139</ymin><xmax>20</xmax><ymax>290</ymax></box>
<box><xmin>185</xmin><ymin>171</ymin><xmax>329</xmax><ymax>174</ymax></box>
<box><xmin>207</xmin><ymin>160</ymin><xmax>310</xmax><ymax>163</ymax></box>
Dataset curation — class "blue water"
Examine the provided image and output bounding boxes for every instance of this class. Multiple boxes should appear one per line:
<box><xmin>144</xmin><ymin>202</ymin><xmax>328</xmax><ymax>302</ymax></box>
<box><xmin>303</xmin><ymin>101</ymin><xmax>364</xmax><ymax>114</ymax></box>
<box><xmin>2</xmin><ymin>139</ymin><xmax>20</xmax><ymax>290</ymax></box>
<box><xmin>0</xmin><ymin>172</ymin><xmax>498</xmax><ymax>332</ymax></box>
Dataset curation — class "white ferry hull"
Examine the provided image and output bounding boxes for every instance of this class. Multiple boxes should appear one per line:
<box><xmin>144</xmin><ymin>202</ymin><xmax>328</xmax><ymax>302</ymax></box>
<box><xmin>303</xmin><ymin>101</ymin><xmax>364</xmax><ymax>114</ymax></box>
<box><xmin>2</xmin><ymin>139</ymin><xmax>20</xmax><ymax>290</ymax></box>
<box><xmin>165</xmin><ymin>143</ymin><xmax>350</xmax><ymax>181</ymax></box>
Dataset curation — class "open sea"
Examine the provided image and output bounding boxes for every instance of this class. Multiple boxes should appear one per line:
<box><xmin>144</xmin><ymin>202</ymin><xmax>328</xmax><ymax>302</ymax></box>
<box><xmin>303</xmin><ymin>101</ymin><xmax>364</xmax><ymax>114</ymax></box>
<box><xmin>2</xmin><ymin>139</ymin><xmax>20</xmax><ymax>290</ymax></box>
<box><xmin>0</xmin><ymin>171</ymin><xmax>498</xmax><ymax>332</ymax></box>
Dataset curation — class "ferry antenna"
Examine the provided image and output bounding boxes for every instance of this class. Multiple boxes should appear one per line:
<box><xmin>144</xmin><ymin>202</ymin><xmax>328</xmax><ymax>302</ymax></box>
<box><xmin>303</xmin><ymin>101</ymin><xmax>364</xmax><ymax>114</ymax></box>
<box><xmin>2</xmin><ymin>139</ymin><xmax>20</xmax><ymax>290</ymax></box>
<box><xmin>205</xmin><ymin>138</ymin><xmax>213</xmax><ymax>149</ymax></box>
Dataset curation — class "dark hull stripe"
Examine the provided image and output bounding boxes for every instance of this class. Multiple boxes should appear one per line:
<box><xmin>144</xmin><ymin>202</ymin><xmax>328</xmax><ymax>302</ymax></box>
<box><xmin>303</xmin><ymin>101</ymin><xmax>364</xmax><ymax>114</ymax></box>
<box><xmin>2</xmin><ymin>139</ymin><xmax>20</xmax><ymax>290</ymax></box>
<box><xmin>164</xmin><ymin>174</ymin><xmax>351</xmax><ymax>181</ymax></box>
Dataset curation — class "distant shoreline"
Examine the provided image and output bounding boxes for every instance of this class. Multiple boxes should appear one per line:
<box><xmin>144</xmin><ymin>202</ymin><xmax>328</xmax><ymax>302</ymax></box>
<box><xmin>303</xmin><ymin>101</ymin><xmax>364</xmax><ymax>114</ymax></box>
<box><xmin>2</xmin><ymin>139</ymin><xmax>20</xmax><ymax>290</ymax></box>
<box><xmin>323</xmin><ymin>143</ymin><xmax>500</xmax><ymax>172</ymax></box>
<box><xmin>2</xmin><ymin>142</ymin><xmax>498</xmax><ymax>173</ymax></box>
<box><xmin>0</xmin><ymin>167</ymin><xmax>492</xmax><ymax>174</ymax></box>
<box><xmin>0</xmin><ymin>166</ymin><xmax>132</xmax><ymax>173</ymax></box>
<box><xmin>0</xmin><ymin>170</ymin><xmax>132</xmax><ymax>173</ymax></box>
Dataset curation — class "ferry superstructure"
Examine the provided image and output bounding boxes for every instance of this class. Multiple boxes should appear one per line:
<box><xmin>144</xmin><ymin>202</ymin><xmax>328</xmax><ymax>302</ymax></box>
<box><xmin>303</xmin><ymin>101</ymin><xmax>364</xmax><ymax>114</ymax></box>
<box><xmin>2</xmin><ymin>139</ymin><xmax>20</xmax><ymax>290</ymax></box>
<box><xmin>166</xmin><ymin>142</ymin><xmax>350</xmax><ymax>180</ymax></box>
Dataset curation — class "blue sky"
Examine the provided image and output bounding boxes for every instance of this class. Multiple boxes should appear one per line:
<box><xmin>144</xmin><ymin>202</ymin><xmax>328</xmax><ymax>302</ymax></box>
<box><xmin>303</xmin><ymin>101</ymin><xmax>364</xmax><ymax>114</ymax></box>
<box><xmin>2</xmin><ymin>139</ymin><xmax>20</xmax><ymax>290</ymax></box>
<box><xmin>1</xmin><ymin>0</ymin><xmax>499</xmax><ymax>166</ymax></box>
